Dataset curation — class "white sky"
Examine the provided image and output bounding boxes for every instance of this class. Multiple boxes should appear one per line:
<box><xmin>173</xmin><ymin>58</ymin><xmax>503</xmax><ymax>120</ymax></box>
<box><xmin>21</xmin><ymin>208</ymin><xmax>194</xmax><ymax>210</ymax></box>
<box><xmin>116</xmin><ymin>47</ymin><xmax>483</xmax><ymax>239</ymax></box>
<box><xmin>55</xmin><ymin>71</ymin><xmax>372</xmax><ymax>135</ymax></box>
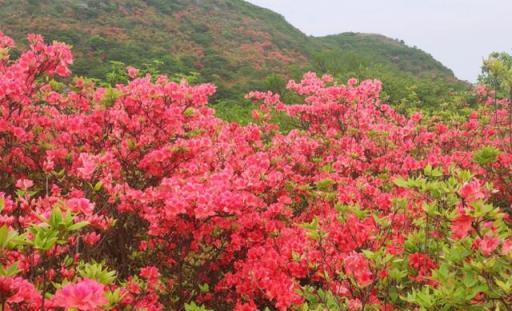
<box><xmin>246</xmin><ymin>0</ymin><xmax>512</xmax><ymax>82</ymax></box>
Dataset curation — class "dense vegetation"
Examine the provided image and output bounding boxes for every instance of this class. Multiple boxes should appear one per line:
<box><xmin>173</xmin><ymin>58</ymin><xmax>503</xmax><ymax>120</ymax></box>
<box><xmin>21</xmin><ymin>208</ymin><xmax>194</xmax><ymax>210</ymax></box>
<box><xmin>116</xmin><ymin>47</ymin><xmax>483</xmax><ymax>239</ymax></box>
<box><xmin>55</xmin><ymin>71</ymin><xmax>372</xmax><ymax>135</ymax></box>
<box><xmin>0</xmin><ymin>31</ymin><xmax>511</xmax><ymax>311</ymax></box>
<box><xmin>0</xmin><ymin>0</ymin><xmax>468</xmax><ymax>115</ymax></box>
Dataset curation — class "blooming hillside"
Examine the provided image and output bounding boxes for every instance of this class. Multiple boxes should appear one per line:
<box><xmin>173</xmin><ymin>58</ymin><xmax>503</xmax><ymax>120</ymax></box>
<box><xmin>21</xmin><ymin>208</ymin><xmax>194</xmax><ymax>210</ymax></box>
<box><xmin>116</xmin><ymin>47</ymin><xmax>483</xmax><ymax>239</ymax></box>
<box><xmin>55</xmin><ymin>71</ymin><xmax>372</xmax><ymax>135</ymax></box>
<box><xmin>0</xmin><ymin>33</ymin><xmax>510</xmax><ymax>310</ymax></box>
<box><xmin>0</xmin><ymin>0</ymin><xmax>466</xmax><ymax>107</ymax></box>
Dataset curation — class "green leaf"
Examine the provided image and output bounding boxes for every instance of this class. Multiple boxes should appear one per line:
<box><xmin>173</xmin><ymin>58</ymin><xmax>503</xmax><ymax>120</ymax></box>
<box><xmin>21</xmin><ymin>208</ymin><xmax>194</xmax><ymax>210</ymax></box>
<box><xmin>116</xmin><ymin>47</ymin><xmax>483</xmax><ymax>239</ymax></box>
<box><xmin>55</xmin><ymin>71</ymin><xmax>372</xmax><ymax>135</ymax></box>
<box><xmin>0</xmin><ymin>226</ymin><xmax>9</xmax><ymax>249</ymax></box>
<box><xmin>473</xmin><ymin>146</ymin><xmax>501</xmax><ymax>166</ymax></box>
<box><xmin>67</xmin><ymin>221</ymin><xmax>89</xmax><ymax>232</ymax></box>
<box><xmin>393</xmin><ymin>177</ymin><xmax>410</xmax><ymax>188</ymax></box>
<box><xmin>106</xmin><ymin>288</ymin><xmax>123</xmax><ymax>306</ymax></box>
<box><xmin>463</xmin><ymin>271</ymin><xmax>478</xmax><ymax>288</ymax></box>
<box><xmin>388</xmin><ymin>266</ymin><xmax>407</xmax><ymax>281</ymax></box>
<box><xmin>431</xmin><ymin>167</ymin><xmax>443</xmax><ymax>177</ymax></box>
<box><xmin>307</xmin><ymin>230</ymin><xmax>321</xmax><ymax>241</ymax></box>
<box><xmin>495</xmin><ymin>278</ymin><xmax>512</xmax><ymax>294</ymax></box>
<box><xmin>94</xmin><ymin>181</ymin><xmax>103</xmax><ymax>192</ymax></box>
<box><xmin>0</xmin><ymin>263</ymin><xmax>18</xmax><ymax>277</ymax></box>
<box><xmin>0</xmin><ymin>226</ymin><xmax>19</xmax><ymax>249</ymax></box>
<box><xmin>78</xmin><ymin>261</ymin><xmax>117</xmax><ymax>285</ymax></box>
<box><xmin>315</xmin><ymin>178</ymin><xmax>335</xmax><ymax>191</ymax></box>
<box><xmin>3</xmin><ymin>263</ymin><xmax>18</xmax><ymax>276</ymax></box>
<box><xmin>199</xmin><ymin>283</ymin><xmax>209</xmax><ymax>293</ymax></box>
<box><xmin>301</xmin><ymin>217</ymin><xmax>319</xmax><ymax>231</ymax></box>
<box><xmin>424</xmin><ymin>164</ymin><xmax>433</xmax><ymax>175</ymax></box>
<box><xmin>184</xmin><ymin>302</ymin><xmax>212</xmax><ymax>311</ymax></box>
<box><xmin>101</xmin><ymin>87</ymin><xmax>122</xmax><ymax>108</ymax></box>
<box><xmin>49</xmin><ymin>207</ymin><xmax>63</xmax><ymax>228</ymax></box>
<box><xmin>33</xmin><ymin>227</ymin><xmax>58</xmax><ymax>251</ymax></box>
<box><xmin>183</xmin><ymin>107</ymin><xmax>196</xmax><ymax>117</ymax></box>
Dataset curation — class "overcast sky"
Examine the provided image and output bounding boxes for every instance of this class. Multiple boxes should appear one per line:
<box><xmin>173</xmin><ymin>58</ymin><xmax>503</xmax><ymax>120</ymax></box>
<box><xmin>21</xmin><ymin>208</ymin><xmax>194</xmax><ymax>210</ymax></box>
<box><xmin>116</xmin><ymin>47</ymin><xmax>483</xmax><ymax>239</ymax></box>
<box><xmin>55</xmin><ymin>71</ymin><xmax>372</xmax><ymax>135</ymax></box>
<box><xmin>246</xmin><ymin>0</ymin><xmax>512</xmax><ymax>82</ymax></box>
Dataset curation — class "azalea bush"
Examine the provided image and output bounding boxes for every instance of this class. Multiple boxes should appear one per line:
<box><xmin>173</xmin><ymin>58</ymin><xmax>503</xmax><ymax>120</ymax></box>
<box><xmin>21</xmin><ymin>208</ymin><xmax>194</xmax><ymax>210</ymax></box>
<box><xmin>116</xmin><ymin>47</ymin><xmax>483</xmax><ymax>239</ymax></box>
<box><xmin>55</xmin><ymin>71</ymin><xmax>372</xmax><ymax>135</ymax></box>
<box><xmin>0</xmin><ymin>33</ymin><xmax>511</xmax><ymax>310</ymax></box>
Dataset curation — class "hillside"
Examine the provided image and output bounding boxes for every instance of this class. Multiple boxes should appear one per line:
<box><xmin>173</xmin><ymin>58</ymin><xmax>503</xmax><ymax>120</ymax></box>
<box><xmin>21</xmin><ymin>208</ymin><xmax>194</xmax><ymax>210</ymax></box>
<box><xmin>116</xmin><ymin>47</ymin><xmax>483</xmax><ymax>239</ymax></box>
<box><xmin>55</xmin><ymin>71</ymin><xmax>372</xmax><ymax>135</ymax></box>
<box><xmin>0</xmin><ymin>0</ymin><xmax>466</xmax><ymax>107</ymax></box>
<box><xmin>313</xmin><ymin>33</ymin><xmax>455</xmax><ymax>79</ymax></box>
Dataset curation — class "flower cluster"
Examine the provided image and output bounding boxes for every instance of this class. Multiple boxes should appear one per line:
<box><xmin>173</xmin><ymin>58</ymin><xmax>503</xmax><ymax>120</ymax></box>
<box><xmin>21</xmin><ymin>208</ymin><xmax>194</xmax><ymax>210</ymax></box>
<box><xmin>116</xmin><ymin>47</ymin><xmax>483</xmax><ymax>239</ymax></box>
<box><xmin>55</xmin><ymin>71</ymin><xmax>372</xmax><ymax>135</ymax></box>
<box><xmin>0</xmin><ymin>32</ymin><xmax>510</xmax><ymax>310</ymax></box>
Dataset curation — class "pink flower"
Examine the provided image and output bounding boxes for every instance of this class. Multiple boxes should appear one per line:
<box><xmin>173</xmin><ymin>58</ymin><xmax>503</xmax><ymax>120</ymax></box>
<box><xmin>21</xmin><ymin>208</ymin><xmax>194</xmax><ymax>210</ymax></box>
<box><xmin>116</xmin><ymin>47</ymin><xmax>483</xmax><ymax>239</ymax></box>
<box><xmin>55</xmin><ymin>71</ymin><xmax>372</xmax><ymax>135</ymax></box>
<box><xmin>67</xmin><ymin>198</ymin><xmax>95</xmax><ymax>216</ymax></box>
<box><xmin>348</xmin><ymin>298</ymin><xmax>362</xmax><ymax>311</ymax></box>
<box><xmin>52</xmin><ymin>279</ymin><xmax>107</xmax><ymax>310</ymax></box>
<box><xmin>459</xmin><ymin>180</ymin><xmax>485</xmax><ymax>203</ymax></box>
<box><xmin>127</xmin><ymin>66</ymin><xmax>139</xmax><ymax>79</ymax></box>
<box><xmin>43</xmin><ymin>155</ymin><xmax>55</xmax><ymax>172</ymax></box>
<box><xmin>479</xmin><ymin>235</ymin><xmax>500</xmax><ymax>256</ymax></box>
<box><xmin>55</xmin><ymin>64</ymin><xmax>70</xmax><ymax>77</ymax></box>
<box><xmin>0</xmin><ymin>32</ymin><xmax>15</xmax><ymax>48</ymax></box>
<box><xmin>411</xmin><ymin>112</ymin><xmax>423</xmax><ymax>122</ymax></box>
<box><xmin>15</xmin><ymin>179</ymin><xmax>33</xmax><ymax>190</ymax></box>
<box><xmin>502</xmin><ymin>239</ymin><xmax>512</xmax><ymax>255</ymax></box>
<box><xmin>7</xmin><ymin>277</ymin><xmax>41</xmax><ymax>306</ymax></box>
<box><xmin>77</xmin><ymin>153</ymin><xmax>97</xmax><ymax>180</ymax></box>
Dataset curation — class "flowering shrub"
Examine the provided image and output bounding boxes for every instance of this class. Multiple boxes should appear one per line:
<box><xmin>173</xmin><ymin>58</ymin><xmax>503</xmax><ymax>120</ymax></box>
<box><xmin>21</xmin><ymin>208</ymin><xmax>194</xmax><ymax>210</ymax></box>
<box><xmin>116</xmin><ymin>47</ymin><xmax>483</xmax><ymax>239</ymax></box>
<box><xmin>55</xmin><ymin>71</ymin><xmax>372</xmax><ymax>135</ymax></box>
<box><xmin>0</xmin><ymin>32</ymin><xmax>510</xmax><ymax>310</ymax></box>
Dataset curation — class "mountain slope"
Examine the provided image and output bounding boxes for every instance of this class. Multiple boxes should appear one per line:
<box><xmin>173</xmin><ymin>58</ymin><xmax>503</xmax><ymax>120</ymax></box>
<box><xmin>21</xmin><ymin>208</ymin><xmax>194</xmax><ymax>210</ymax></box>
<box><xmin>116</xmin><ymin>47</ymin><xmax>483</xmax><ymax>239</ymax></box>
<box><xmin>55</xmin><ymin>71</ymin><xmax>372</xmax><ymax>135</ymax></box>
<box><xmin>313</xmin><ymin>33</ymin><xmax>455</xmax><ymax>79</ymax></box>
<box><xmin>0</xmin><ymin>0</ymin><xmax>466</xmax><ymax>106</ymax></box>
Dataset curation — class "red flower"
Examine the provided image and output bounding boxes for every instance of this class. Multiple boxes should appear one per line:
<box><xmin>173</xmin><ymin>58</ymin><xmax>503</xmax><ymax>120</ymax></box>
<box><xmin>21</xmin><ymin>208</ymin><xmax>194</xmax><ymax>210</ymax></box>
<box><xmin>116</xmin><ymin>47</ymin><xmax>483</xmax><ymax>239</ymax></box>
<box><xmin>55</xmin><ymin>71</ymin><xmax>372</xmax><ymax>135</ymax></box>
<box><xmin>0</xmin><ymin>277</ymin><xmax>17</xmax><ymax>304</ymax></box>
<box><xmin>451</xmin><ymin>214</ymin><xmax>473</xmax><ymax>239</ymax></box>
<box><xmin>344</xmin><ymin>252</ymin><xmax>373</xmax><ymax>287</ymax></box>
<box><xmin>140</xmin><ymin>266</ymin><xmax>160</xmax><ymax>280</ymax></box>
<box><xmin>83</xmin><ymin>232</ymin><xmax>101</xmax><ymax>246</ymax></box>
<box><xmin>140</xmin><ymin>266</ymin><xmax>160</xmax><ymax>289</ymax></box>
<box><xmin>235</xmin><ymin>300</ymin><xmax>258</xmax><ymax>311</ymax></box>
<box><xmin>408</xmin><ymin>253</ymin><xmax>437</xmax><ymax>283</ymax></box>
